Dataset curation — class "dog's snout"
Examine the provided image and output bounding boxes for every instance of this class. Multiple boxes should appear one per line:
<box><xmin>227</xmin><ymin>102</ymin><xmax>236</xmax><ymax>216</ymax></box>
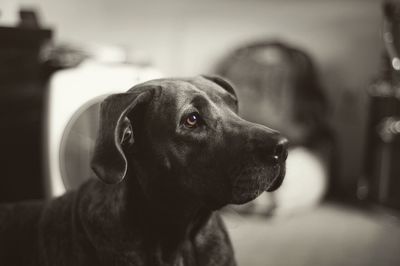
<box><xmin>248</xmin><ymin>125</ymin><xmax>288</xmax><ymax>163</ymax></box>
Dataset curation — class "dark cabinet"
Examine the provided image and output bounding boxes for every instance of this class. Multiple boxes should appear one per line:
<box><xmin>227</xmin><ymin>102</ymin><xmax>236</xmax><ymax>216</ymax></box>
<box><xmin>0</xmin><ymin>26</ymin><xmax>52</xmax><ymax>202</ymax></box>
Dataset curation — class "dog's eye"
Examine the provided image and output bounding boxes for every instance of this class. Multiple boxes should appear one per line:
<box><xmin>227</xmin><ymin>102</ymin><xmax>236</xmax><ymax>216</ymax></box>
<box><xmin>184</xmin><ymin>112</ymin><xmax>200</xmax><ymax>128</ymax></box>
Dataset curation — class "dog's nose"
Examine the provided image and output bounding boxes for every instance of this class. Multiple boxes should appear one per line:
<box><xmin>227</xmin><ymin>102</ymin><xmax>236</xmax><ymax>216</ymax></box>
<box><xmin>272</xmin><ymin>137</ymin><xmax>289</xmax><ymax>163</ymax></box>
<box><xmin>248</xmin><ymin>125</ymin><xmax>289</xmax><ymax>163</ymax></box>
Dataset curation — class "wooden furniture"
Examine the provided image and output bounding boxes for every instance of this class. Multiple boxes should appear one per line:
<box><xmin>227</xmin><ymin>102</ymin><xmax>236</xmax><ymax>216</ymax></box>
<box><xmin>0</xmin><ymin>26</ymin><xmax>52</xmax><ymax>202</ymax></box>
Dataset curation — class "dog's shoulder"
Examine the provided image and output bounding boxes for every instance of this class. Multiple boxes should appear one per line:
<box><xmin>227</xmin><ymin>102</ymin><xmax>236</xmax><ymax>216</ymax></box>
<box><xmin>0</xmin><ymin>200</ymin><xmax>44</xmax><ymax>264</ymax></box>
<box><xmin>38</xmin><ymin>188</ymin><xmax>79</xmax><ymax>249</ymax></box>
<box><xmin>38</xmin><ymin>178</ymin><xmax>104</xmax><ymax>265</ymax></box>
<box><xmin>0</xmin><ymin>200</ymin><xmax>44</xmax><ymax>231</ymax></box>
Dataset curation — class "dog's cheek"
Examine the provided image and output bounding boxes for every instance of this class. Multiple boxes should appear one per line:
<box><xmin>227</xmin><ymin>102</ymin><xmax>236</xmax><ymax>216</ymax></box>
<box><xmin>161</xmin><ymin>137</ymin><xmax>232</xmax><ymax>208</ymax></box>
<box><xmin>173</xmin><ymin>163</ymin><xmax>230</xmax><ymax>209</ymax></box>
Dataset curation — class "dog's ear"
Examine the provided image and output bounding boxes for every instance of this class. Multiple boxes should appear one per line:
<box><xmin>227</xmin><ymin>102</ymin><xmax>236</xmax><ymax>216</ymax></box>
<box><xmin>91</xmin><ymin>90</ymin><xmax>153</xmax><ymax>184</ymax></box>
<box><xmin>202</xmin><ymin>75</ymin><xmax>237</xmax><ymax>99</ymax></box>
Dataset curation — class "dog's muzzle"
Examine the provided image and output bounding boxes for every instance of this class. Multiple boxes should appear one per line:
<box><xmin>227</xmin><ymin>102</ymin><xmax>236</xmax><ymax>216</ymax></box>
<box><xmin>231</xmin><ymin>130</ymin><xmax>288</xmax><ymax>204</ymax></box>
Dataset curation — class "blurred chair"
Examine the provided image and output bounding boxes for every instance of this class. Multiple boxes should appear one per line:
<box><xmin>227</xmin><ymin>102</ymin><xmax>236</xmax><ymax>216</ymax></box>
<box><xmin>217</xmin><ymin>40</ymin><xmax>334</xmax><ymax>216</ymax></box>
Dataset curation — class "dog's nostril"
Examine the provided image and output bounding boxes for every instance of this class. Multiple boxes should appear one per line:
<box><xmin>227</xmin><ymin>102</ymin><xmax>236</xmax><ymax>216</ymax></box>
<box><xmin>274</xmin><ymin>138</ymin><xmax>289</xmax><ymax>162</ymax></box>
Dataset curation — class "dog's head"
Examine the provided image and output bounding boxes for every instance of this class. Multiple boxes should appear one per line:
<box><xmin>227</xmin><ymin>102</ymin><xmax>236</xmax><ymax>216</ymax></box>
<box><xmin>91</xmin><ymin>76</ymin><xmax>287</xmax><ymax>209</ymax></box>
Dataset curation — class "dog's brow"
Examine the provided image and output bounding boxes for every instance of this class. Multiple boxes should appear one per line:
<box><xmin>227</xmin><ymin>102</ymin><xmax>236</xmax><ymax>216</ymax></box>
<box><xmin>190</xmin><ymin>94</ymin><xmax>210</xmax><ymax>107</ymax></box>
<box><xmin>175</xmin><ymin>92</ymin><xmax>204</xmax><ymax>118</ymax></box>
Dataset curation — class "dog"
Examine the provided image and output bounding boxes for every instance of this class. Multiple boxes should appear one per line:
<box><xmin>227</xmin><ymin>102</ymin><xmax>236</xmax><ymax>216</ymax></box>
<box><xmin>0</xmin><ymin>76</ymin><xmax>288</xmax><ymax>266</ymax></box>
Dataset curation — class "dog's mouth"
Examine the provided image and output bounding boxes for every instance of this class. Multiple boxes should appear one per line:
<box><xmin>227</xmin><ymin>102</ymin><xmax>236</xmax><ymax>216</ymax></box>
<box><xmin>230</xmin><ymin>162</ymin><xmax>286</xmax><ymax>205</ymax></box>
<box><xmin>265</xmin><ymin>163</ymin><xmax>286</xmax><ymax>192</ymax></box>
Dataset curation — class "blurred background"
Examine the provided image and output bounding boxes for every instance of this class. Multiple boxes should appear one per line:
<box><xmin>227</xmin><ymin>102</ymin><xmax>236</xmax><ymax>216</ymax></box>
<box><xmin>0</xmin><ymin>0</ymin><xmax>400</xmax><ymax>265</ymax></box>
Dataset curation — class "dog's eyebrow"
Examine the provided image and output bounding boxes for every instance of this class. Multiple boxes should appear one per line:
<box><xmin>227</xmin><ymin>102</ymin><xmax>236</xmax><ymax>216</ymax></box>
<box><xmin>175</xmin><ymin>92</ymin><xmax>207</xmax><ymax>118</ymax></box>
<box><xmin>190</xmin><ymin>94</ymin><xmax>210</xmax><ymax>107</ymax></box>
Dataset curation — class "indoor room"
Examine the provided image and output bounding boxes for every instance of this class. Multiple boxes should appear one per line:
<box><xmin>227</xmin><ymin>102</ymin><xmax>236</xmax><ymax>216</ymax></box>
<box><xmin>0</xmin><ymin>0</ymin><xmax>399</xmax><ymax>265</ymax></box>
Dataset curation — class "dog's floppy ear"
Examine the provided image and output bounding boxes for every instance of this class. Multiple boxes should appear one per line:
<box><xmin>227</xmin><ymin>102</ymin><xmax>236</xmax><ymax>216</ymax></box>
<box><xmin>91</xmin><ymin>90</ymin><xmax>153</xmax><ymax>184</ymax></box>
<box><xmin>202</xmin><ymin>75</ymin><xmax>237</xmax><ymax>99</ymax></box>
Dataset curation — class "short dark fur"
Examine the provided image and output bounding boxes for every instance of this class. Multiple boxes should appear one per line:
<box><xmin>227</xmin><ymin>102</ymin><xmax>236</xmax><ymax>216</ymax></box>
<box><xmin>0</xmin><ymin>76</ymin><xmax>287</xmax><ymax>266</ymax></box>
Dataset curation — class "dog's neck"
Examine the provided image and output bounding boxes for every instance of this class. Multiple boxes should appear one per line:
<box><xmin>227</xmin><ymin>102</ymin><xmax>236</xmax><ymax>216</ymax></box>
<box><xmin>80</xmin><ymin>175</ymin><xmax>213</xmax><ymax>265</ymax></box>
<box><xmin>127</xmin><ymin>174</ymin><xmax>214</xmax><ymax>265</ymax></box>
<box><xmin>126</xmin><ymin>174</ymin><xmax>213</xmax><ymax>261</ymax></box>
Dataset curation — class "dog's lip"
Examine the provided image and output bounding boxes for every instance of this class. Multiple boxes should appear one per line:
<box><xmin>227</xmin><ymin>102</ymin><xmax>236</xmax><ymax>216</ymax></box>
<box><xmin>232</xmin><ymin>162</ymin><xmax>285</xmax><ymax>192</ymax></box>
<box><xmin>265</xmin><ymin>164</ymin><xmax>285</xmax><ymax>192</ymax></box>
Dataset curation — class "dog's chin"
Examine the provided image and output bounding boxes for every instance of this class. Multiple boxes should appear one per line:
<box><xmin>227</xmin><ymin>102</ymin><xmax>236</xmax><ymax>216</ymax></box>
<box><xmin>230</xmin><ymin>163</ymin><xmax>285</xmax><ymax>205</ymax></box>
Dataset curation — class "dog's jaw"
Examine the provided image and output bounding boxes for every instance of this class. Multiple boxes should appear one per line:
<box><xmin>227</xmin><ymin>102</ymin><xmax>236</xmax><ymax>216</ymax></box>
<box><xmin>230</xmin><ymin>162</ymin><xmax>285</xmax><ymax>205</ymax></box>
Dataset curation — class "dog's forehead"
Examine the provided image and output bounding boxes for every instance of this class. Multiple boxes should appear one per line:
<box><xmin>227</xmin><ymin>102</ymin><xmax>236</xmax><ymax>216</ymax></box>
<box><xmin>140</xmin><ymin>77</ymin><xmax>228</xmax><ymax>105</ymax></box>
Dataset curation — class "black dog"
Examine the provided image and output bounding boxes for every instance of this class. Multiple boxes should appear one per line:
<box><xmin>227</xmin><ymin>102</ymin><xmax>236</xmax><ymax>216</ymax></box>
<box><xmin>0</xmin><ymin>76</ymin><xmax>287</xmax><ymax>266</ymax></box>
